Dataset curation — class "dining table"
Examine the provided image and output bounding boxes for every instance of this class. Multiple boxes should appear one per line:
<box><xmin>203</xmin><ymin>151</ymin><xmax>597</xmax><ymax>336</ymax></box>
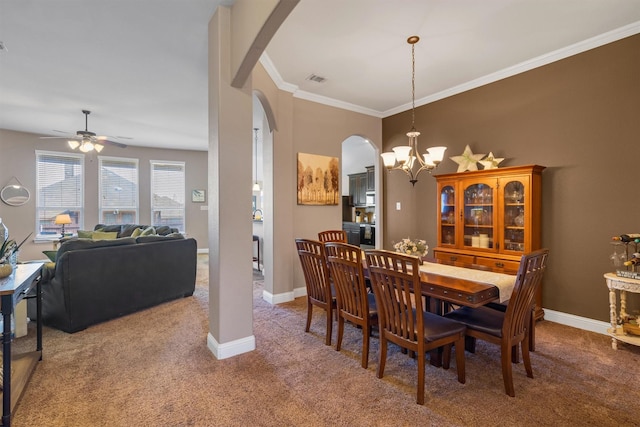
<box><xmin>363</xmin><ymin>256</ymin><xmax>518</xmax><ymax>366</ymax></box>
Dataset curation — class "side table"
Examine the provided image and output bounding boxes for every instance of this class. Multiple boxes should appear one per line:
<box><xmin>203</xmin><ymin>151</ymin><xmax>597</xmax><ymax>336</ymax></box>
<box><xmin>604</xmin><ymin>272</ymin><xmax>640</xmax><ymax>350</ymax></box>
<box><xmin>0</xmin><ymin>263</ymin><xmax>43</xmax><ymax>427</ymax></box>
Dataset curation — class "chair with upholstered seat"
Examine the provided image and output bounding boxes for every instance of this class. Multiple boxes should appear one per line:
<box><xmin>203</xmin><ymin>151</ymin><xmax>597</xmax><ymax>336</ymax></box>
<box><xmin>364</xmin><ymin>249</ymin><xmax>466</xmax><ymax>405</ymax></box>
<box><xmin>295</xmin><ymin>238</ymin><xmax>336</xmax><ymax>345</ymax></box>
<box><xmin>318</xmin><ymin>230</ymin><xmax>347</xmax><ymax>243</ymax></box>
<box><xmin>444</xmin><ymin>249</ymin><xmax>549</xmax><ymax>397</ymax></box>
<box><xmin>325</xmin><ymin>242</ymin><xmax>378</xmax><ymax>368</ymax></box>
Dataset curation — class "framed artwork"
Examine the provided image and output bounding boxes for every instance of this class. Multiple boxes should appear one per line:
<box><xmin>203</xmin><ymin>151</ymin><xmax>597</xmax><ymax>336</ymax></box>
<box><xmin>297</xmin><ymin>152</ymin><xmax>339</xmax><ymax>205</ymax></box>
<box><xmin>192</xmin><ymin>189</ymin><xmax>206</xmax><ymax>203</ymax></box>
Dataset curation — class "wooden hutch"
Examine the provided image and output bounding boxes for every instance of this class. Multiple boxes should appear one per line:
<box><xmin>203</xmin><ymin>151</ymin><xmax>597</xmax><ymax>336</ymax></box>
<box><xmin>433</xmin><ymin>164</ymin><xmax>546</xmax><ymax>319</ymax></box>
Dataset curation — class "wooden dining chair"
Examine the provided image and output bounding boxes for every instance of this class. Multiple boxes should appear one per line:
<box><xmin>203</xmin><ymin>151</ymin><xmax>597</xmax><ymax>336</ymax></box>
<box><xmin>364</xmin><ymin>249</ymin><xmax>466</xmax><ymax>405</ymax></box>
<box><xmin>325</xmin><ymin>242</ymin><xmax>378</xmax><ymax>368</ymax></box>
<box><xmin>295</xmin><ymin>238</ymin><xmax>336</xmax><ymax>345</ymax></box>
<box><xmin>444</xmin><ymin>249</ymin><xmax>549</xmax><ymax>397</ymax></box>
<box><xmin>318</xmin><ymin>230</ymin><xmax>347</xmax><ymax>243</ymax></box>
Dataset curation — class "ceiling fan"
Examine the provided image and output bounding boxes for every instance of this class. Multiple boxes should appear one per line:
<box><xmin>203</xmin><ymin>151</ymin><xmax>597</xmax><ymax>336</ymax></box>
<box><xmin>40</xmin><ymin>109</ymin><xmax>129</xmax><ymax>152</ymax></box>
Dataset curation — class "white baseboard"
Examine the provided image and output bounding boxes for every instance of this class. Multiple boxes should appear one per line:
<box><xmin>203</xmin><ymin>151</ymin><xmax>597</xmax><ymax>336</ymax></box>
<box><xmin>293</xmin><ymin>286</ymin><xmax>306</xmax><ymax>298</ymax></box>
<box><xmin>542</xmin><ymin>308</ymin><xmax>609</xmax><ymax>335</ymax></box>
<box><xmin>197</xmin><ymin>248</ymin><xmax>209</xmax><ymax>254</ymax></box>
<box><xmin>207</xmin><ymin>333</ymin><xmax>255</xmax><ymax>359</ymax></box>
<box><xmin>262</xmin><ymin>289</ymin><xmax>294</xmax><ymax>304</ymax></box>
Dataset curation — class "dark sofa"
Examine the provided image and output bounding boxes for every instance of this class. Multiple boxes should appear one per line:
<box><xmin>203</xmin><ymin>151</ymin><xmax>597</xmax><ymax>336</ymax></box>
<box><xmin>40</xmin><ymin>230</ymin><xmax>197</xmax><ymax>333</ymax></box>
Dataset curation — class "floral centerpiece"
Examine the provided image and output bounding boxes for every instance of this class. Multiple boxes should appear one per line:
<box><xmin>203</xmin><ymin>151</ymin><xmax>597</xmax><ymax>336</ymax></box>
<box><xmin>393</xmin><ymin>237</ymin><xmax>428</xmax><ymax>257</ymax></box>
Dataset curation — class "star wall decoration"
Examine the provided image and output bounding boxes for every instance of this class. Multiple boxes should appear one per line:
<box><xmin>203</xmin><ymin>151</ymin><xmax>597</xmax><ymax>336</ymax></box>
<box><xmin>450</xmin><ymin>145</ymin><xmax>486</xmax><ymax>172</ymax></box>
<box><xmin>479</xmin><ymin>152</ymin><xmax>504</xmax><ymax>170</ymax></box>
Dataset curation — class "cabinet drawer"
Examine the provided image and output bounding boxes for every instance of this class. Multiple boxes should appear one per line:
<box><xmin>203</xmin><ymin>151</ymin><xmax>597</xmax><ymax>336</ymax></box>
<box><xmin>433</xmin><ymin>252</ymin><xmax>475</xmax><ymax>265</ymax></box>
<box><xmin>475</xmin><ymin>257</ymin><xmax>520</xmax><ymax>274</ymax></box>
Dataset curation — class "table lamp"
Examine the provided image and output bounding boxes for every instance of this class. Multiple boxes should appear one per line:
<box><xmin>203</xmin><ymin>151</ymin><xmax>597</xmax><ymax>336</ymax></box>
<box><xmin>54</xmin><ymin>214</ymin><xmax>72</xmax><ymax>238</ymax></box>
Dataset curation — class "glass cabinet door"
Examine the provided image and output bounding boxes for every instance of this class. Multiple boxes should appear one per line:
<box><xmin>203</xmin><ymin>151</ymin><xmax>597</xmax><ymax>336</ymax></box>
<box><xmin>502</xmin><ymin>179</ymin><xmax>526</xmax><ymax>253</ymax></box>
<box><xmin>439</xmin><ymin>185</ymin><xmax>456</xmax><ymax>246</ymax></box>
<box><xmin>463</xmin><ymin>181</ymin><xmax>495</xmax><ymax>250</ymax></box>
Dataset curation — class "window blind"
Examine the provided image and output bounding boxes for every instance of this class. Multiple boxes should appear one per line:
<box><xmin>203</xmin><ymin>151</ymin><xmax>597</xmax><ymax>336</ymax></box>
<box><xmin>35</xmin><ymin>151</ymin><xmax>84</xmax><ymax>237</ymax></box>
<box><xmin>150</xmin><ymin>161</ymin><xmax>185</xmax><ymax>231</ymax></box>
<box><xmin>99</xmin><ymin>156</ymin><xmax>139</xmax><ymax>225</ymax></box>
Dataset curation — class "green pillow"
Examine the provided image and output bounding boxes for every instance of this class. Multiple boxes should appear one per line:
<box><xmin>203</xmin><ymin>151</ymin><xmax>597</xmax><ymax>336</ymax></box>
<box><xmin>91</xmin><ymin>231</ymin><xmax>118</xmax><ymax>240</ymax></box>
<box><xmin>78</xmin><ymin>230</ymin><xmax>93</xmax><ymax>239</ymax></box>
<box><xmin>140</xmin><ymin>226</ymin><xmax>156</xmax><ymax>236</ymax></box>
<box><xmin>42</xmin><ymin>250</ymin><xmax>58</xmax><ymax>262</ymax></box>
<box><xmin>131</xmin><ymin>227</ymin><xmax>143</xmax><ymax>238</ymax></box>
<box><xmin>77</xmin><ymin>230</ymin><xmax>94</xmax><ymax>239</ymax></box>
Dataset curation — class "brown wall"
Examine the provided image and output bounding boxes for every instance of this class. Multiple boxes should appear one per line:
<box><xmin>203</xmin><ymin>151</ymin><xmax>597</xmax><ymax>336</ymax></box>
<box><xmin>382</xmin><ymin>34</ymin><xmax>640</xmax><ymax>322</ymax></box>
<box><xmin>0</xmin><ymin>129</ymin><xmax>209</xmax><ymax>261</ymax></box>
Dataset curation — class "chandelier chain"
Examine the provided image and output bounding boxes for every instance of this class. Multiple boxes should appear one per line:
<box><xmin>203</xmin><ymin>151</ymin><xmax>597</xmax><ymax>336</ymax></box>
<box><xmin>411</xmin><ymin>41</ymin><xmax>416</xmax><ymax>130</ymax></box>
<box><xmin>380</xmin><ymin>35</ymin><xmax>446</xmax><ymax>186</ymax></box>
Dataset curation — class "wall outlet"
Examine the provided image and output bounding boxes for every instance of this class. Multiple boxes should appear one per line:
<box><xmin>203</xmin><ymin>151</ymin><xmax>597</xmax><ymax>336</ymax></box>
<box><xmin>396</xmin><ymin>202</ymin><xmax>401</xmax><ymax>211</ymax></box>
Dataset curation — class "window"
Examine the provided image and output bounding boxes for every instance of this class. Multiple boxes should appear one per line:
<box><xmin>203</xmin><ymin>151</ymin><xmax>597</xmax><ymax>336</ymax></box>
<box><xmin>150</xmin><ymin>160</ymin><xmax>185</xmax><ymax>231</ymax></box>
<box><xmin>35</xmin><ymin>151</ymin><xmax>84</xmax><ymax>238</ymax></box>
<box><xmin>99</xmin><ymin>156</ymin><xmax>139</xmax><ymax>225</ymax></box>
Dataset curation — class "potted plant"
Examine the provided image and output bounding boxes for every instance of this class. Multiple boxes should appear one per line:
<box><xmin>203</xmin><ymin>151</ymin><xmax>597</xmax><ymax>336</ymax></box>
<box><xmin>0</xmin><ymin>233</ymin><xmax>32</xmax><ymax>278</ymax></box>
<box><xmin>0</xmin><ymin>239</ymin><xmax>16</xmax><ymax>278</ymax></box>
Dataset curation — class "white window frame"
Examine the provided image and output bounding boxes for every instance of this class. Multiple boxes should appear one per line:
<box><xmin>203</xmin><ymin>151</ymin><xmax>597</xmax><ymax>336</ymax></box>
<box><xmin>98</xmin><ymin>156</ymin><xmax>139</xmax><ymax>225</ymax></box>
<box><xmin>35</xmin><ymin>150</ymin><xmax>84</xmax><ymax>239</ymax></box>
<box><xmin>150</xmin><ymin>160</ymin><xmax>186</xmax><ymax>232</ymax></box>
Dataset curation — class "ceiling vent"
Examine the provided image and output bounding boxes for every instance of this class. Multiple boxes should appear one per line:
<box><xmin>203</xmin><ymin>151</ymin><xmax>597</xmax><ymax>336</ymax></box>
<box><xmin>305</xmin><ymin>74</ymin><xmax>327</xmax><ymax>83</ymax></box>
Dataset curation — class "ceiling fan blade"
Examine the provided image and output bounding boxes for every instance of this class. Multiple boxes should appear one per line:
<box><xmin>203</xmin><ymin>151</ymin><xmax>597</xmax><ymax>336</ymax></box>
<box><xmin>96</xmin><ymin>135</ymin><xmax>128</xmax><ymax>148</ymax></box>
<box><xmin>101</xmin><ymin>139</ymin><xmax>128</xmax><ymax>148</ymax></box>
<box><xmin>40</xmin><ymin>136</ymin><xmax>72</xmax><ymax>139</ymax></box>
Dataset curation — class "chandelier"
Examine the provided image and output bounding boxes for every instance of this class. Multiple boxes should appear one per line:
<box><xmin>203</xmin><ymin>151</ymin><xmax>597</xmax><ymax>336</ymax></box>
<box><xmin>381</xmin><ymin>36</ymin><xmax>446</xmax><ymax>186</ymax></box>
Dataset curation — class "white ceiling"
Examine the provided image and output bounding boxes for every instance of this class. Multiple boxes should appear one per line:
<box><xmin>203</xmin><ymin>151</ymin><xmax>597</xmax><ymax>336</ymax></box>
<box><xmin>1</xmin><ymin>0</ymin><xmax>639</xmax><ymax>152</ymax></box>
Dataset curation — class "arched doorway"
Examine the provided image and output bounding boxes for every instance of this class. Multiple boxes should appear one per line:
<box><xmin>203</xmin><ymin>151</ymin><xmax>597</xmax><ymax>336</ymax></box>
<box><xmin>341</xmin><ymin>135</ymin><xmax>380</xmax><ymax>247</ymax></box>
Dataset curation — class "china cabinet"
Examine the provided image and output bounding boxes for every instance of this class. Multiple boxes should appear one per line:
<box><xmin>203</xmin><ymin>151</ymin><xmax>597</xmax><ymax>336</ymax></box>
<box><xmin>348</xmin><ymin>173</ymin><xmax>367</xmax><ymax>207</ymax></box>
<box><xmin>433</xmin><ymin>165</ymin><xmax>545</xmax><ymax>319</ymax></box>
<box><xmin>349</xmin><ymin>166</ymin><xmax>375</xmax><ymax>207</ymax></box>
<box><xmin>365</xmin><ymin>166</ymin><xmax>375</xmax><ymax>192</ymax></box>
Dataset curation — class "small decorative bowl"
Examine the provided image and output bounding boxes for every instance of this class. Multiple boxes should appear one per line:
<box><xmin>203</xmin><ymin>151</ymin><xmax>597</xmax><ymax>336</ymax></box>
<box><xmin>0</xmin><ymin>263</ymin><xmax>13</xmax><ymax>279</ymax></box>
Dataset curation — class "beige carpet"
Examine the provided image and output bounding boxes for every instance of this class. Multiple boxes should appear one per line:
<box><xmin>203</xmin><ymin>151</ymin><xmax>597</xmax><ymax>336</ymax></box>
<box><xmin>10</xmin><ymin>256</ymin><xmax>640</xmax><ymax>426</ymax></box>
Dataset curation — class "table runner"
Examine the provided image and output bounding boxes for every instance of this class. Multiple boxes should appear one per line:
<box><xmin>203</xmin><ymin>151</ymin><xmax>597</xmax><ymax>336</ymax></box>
<box><xmin>419</xmin><ymin>262</ymin><xmax>516</xmax><ymax>303</ymax></box>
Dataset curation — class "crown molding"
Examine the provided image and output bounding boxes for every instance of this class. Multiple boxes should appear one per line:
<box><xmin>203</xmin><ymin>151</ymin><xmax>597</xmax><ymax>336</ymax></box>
<box><xmin>260</xmin><ymin>21</ymin><xmax>640</xmax><ymax>119</ymax></box>
<box><xmin>384</xmin><ymin>20</ymin><xmax>640</xmax><ymax>117</ymax></box>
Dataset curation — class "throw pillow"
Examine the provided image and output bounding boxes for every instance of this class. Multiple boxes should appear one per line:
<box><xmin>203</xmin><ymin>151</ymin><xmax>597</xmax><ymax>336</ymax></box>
<box><xmin>155</xmin><ymin>225</ymin><xmax>172</xmax><ymax>235</ymax></box>
<box><xmin>77</xmin><ymin>230</ymin><xmax>94</xmax><ymax>239</ymax></box>
<box><xmin>42</xmin><ymin>250</ymin><xmax>58</xmax><ymax>262</ymax></box>
<box><xmin>91</xmin><ymin>231</ymin><xmax>118</xmax><ymax>240</ymax></box>
<box><xmin>140</xmin><ymin>226</ymin><xmax>156</xmax><ymax>236</ymax></box>
<box><xmin>131</xmin><ymin>227</ymin><xmax>143</xmax><ymax>238</ymax></box>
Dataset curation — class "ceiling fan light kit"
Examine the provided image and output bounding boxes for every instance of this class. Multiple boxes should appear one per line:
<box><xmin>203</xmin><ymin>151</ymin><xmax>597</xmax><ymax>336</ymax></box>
<box><xmin>41</xmin><ymin>109</ymin><xmax>127</xmax><ymax>152</ymax></box>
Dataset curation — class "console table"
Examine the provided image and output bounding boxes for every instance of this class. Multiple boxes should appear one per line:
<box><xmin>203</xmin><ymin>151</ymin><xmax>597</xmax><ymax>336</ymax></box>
<box><xmin>0</xmin><ymin>263</ymin><xmax>43</xmax><ymax>427</ymax></box>
<box><xmin>604</xmin><ymin>272</ymin><xmax>640</xmax><ymax>350</ymax></box>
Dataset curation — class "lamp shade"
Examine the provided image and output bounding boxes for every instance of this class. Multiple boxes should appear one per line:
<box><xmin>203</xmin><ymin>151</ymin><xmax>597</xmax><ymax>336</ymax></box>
<box><xmin>392</xmin><ymin>146</ymin><xmax>412</xmax><ymax>165</ymax></box>
<box><xmin>380</xmin><ymin>152</ymin><xmax>397</xmax><ymax>168</ymax></box>
<box><xmin>426</xmin><ymin>146</ymin><xmax>447</xmax><ymax>163</ymax></box>
<box><xmin>54</xmin><ymin>214</ymin><xmax>72</xmax><ymax>225</ymax></box>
